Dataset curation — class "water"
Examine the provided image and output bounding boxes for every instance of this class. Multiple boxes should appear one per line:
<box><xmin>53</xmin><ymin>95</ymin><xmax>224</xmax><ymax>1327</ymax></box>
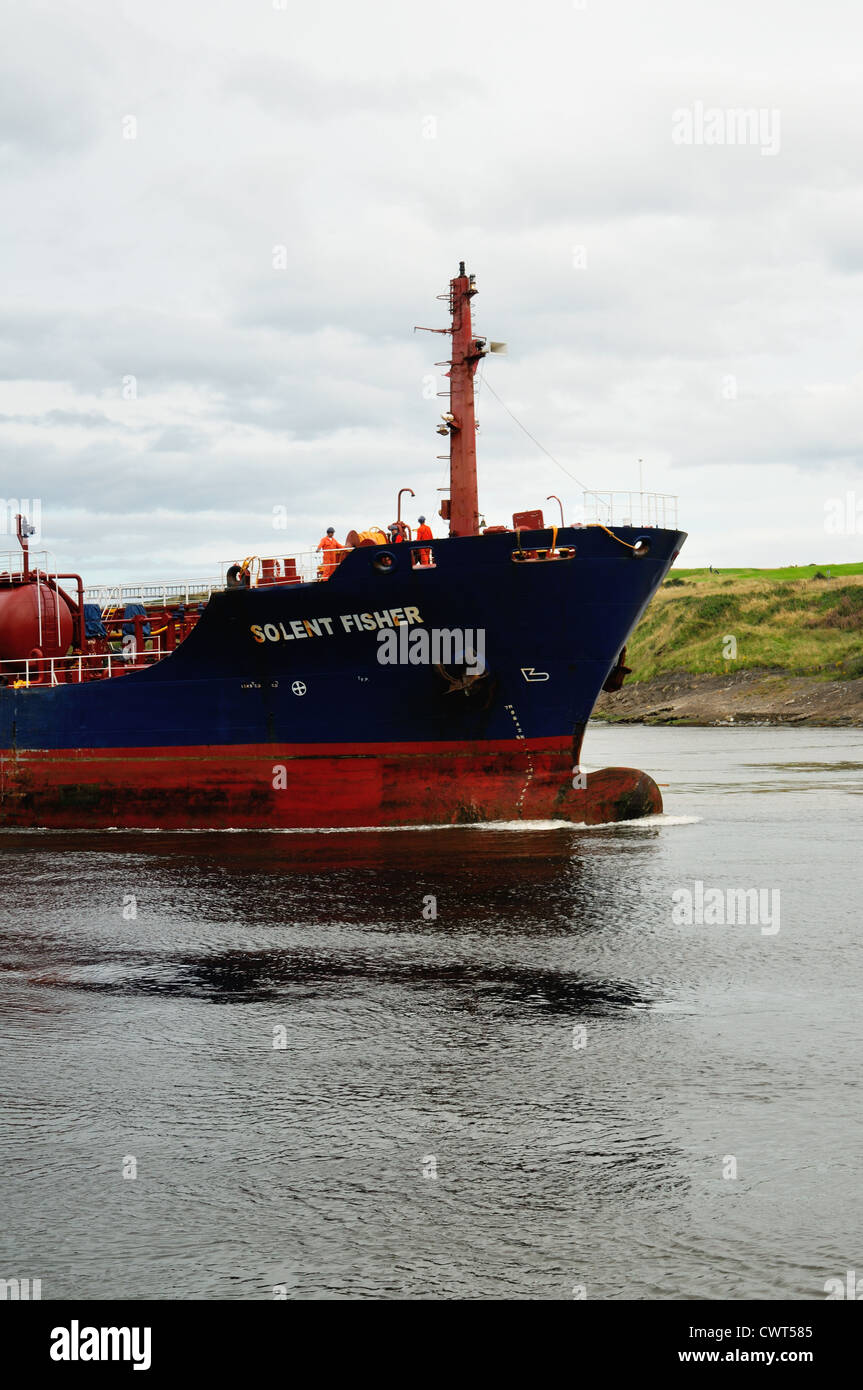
<box><xmin>1</xmin><ymin>725</ymin><xmax>861</xmax><ymax>1300</ymax></box>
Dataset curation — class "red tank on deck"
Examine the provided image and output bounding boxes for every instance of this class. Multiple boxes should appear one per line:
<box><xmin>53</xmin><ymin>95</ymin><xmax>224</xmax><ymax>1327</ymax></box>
<box><xmin>0</xmin><ymin>579</ymin><xmax>74</xmax><ymax>662</ymax></box>
<box><xmin>0</xmin><ymin>517</ymin><xmax>83</xmax><ymax>677</ymax></box>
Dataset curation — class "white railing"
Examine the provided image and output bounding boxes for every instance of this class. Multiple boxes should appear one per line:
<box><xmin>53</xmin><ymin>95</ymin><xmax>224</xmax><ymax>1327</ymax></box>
<box><xmin>84</xmin><ymin>578</ymin><xmax>222</xmax><ymax>610</ymax></box>
<box><xmin>218</xmin><ymin>551</ymin><xmax>324</xmax><ymax>586</ymax></box>
<box><xmin>0</xmin><ymin>547</ymin><xmax>58</xmax><ymax>578</ymax></box>
<box><xmin>83</xmin><ymin>550</ymin><xmax>332</xmax><ymax>609</ymax></box>
<box><xmin>583</xmin><ymin>491</ymin><xmax>678</xmax><ymax>529</ymax></box>
<box><xmin>1</xmin><ymin>649</ymin><xmax>166</xmax><ymax>687</ymax></box>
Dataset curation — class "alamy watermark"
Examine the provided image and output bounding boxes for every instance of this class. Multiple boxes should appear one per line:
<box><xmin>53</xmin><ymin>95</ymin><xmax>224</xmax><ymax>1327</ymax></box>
<box><xmin>672</xmin><ymin>102</ymin><xmax>781</xmax><ymax>157</ymax></box>
<box><xmin>824</xmin><ymin>1270</ymin><xmax>863</xmax><ymax>1299</ymax></box>
<box><xmin>1</xmin><ymin>498</ymin><xmax>41</xmax><ymax>543</ymax></box>
<box><xmin>672</xmin><ymin>880</ymin><xmax>780</xmax><ymax>935</ymax></box>
<box><xmin>377</xmin><ymin>625</ymin><xmax>485</xmax><ymax>675</ymax></box>
<box><xmin>824</xmin><ymin>492</ymin><xmax>863</xmax><ymax>535</ymax></box>
<box><xmin>1</xmin><ymin>1276</ymin><xmax>41</xmax><ymax>1299</ymax></box>
<box><xmin>50</xmin><ymin>1323</ymin><xmax>151</xmax><ymax>1370</ymax></box>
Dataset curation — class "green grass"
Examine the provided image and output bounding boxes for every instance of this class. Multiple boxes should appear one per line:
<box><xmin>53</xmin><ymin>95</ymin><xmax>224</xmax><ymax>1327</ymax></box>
<box><xmin>625</xmin><ymin>565</ymin><xmax>863</xmax><ymax>681</ymax></box>
<box><xmin>668</xmin><ymin>562</ymin><xmax>863</xmax><ymax>584</ymax></box>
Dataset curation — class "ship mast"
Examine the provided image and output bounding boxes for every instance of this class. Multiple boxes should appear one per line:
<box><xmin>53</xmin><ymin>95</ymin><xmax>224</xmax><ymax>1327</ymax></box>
<box><xmin>416</xmin><ymin>263</ymin><xmax>492</xmax><ymax>535</ymax></box>
<box><xmin>446</xmin><ymin>261</ymin><xmax>482</xmax><ymax>537</ymax></box>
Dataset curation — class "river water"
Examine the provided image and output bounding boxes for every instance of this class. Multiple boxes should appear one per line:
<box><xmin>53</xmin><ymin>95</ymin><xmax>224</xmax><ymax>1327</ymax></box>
<box><xmin>1</xmin><ymin>725</ymin><xmax>861</xmax><ymax>1300</ymax></box>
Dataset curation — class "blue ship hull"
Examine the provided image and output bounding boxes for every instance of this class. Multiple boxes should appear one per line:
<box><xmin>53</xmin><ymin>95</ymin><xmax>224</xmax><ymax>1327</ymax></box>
<box><xmin>0</xmin><ymin>526</ymin><xmax>685</xmax><ymax>827</ymax></box>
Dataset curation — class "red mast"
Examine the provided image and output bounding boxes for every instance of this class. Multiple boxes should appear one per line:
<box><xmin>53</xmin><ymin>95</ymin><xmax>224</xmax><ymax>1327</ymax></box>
<box><xmin>416</xmin><ymin>263</ymin><xmax>488</xmax><ymax>535</ymax></box>
<box><xmin>446</xmin><ymin>262</ymin><xmax>482</xmax><ymax>537</ymax></box>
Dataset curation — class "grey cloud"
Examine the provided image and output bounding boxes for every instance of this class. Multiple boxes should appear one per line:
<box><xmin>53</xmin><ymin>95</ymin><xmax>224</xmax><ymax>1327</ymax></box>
<box><xmin>2</xmin><ymin>0</ymin><xmax>863</xmax><ymax>577</ymax></box>
<box><xmin>0</xmin><ymin>63</ymin><xmax>99</xmax><ymax>162</ymax></box>
<box><xmin>222</xmin><ymin>54</ymin><xmax>472</xmax><ymax>120</ymax></box>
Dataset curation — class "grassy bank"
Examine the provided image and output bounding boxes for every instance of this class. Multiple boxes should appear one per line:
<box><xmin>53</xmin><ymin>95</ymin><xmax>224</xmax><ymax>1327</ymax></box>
<box><xmin>625</xmin><ymin>562</ymin><xmax>863</xmax><ymax>682</ymax></box>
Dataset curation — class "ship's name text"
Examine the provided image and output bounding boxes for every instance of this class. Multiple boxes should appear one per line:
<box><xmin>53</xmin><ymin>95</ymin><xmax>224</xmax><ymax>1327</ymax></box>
<box><xmin>250</xmin><ymin>607</ymin><xmax>423</xmax><ymax>643</ymax></box>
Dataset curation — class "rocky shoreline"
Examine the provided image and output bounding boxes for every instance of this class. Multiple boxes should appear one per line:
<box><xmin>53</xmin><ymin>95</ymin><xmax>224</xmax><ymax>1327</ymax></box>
<box><xmin>593</xmin><ymin>668</ymin><xmax>863</xmax><ymax>726</ymax></box>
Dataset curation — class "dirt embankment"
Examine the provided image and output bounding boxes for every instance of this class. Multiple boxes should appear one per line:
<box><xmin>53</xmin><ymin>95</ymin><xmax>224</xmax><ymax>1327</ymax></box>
<box><xmin>594</xmin><ymin>669</ymin><xmax>863</xmax><ymax>726</ymax></box>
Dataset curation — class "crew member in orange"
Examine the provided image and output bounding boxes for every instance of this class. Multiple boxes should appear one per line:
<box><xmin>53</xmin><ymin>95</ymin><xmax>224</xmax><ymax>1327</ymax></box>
<box><xmin>416</xmin><ymin>514</ymin><xmax>433</xmax><ymax>566</ymax></box>
<box><xmin>316</xmin><ymin>526</ymin><xmax>343</xmax><ymax>579</ymax></box>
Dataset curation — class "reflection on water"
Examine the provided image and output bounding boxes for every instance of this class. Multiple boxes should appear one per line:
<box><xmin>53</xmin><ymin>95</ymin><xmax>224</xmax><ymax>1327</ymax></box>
<box><xmin>1</xmin><ymin>725</ymin><xmax>862</xmax><ymax>1300</ymax></box>
<box><xmin>16</xmin><ymin>949</ymin><xmax>651</xmax><ymax>1015</ymax></box>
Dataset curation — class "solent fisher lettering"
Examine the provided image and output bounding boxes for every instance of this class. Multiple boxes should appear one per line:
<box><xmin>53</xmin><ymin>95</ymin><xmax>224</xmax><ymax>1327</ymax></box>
<box><xmin>250</xmin><ymin>607</ymin><xmax>424</xmax><ymax>644</ymax></box>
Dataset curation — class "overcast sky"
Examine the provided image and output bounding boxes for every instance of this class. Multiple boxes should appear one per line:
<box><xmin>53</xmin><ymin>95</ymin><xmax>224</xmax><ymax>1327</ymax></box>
<box><xmin>2</xmin><ymin>0</ymin><xmax>862</xmax><ymax>582</ymax></box>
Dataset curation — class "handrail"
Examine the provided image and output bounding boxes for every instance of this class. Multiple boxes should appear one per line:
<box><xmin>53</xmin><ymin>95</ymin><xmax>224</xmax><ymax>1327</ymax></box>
<box><xmin>582</xmin><ymin>491</ymin><xmax>679</xmax><ymax>529</ymax></box>
<box><xmin>1</xmin><ymin>648</ymin><xmax>166</xmax><ymax>688</ymax></box>
<box><xmin>83</xmin><ymin>550</ymin><xmax>332</xmax><ymax>604</ymax></box>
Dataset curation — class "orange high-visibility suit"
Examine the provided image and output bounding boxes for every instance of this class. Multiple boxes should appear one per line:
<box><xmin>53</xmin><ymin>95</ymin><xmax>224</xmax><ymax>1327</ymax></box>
<box><xmin>416</xmin><ymin>522</ymin><xmax>434</xmax><ymax>565</ymax></box>
<box><xmin>317</xmin><ymin>535</ymin><xmax>343</xmax><ymax>579</ymax></box>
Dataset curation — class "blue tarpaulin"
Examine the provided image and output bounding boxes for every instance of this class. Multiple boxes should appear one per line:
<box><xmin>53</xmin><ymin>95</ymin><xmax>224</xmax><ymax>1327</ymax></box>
<box><xmin>83</xmin><ymin>603</ymin><xmax>106</xmax><ymax>640</ymax></box>
<box><xmin>122</xmin><ymin>603</ymin><xmax>151</xmax><ymax>638</ymax></box>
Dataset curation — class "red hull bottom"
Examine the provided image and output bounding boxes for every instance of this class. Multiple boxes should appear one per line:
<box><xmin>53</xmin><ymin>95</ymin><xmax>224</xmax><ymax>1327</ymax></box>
<box><xmin>0</xmin><ymin>739</ymin><xmax>662</xmax><ymax>830</ymax></box>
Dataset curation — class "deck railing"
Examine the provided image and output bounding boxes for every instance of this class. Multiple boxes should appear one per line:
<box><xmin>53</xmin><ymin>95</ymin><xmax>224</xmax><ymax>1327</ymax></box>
<box><xmin>583</xmin><ymin>491</ymin><xmax>679</xmax><ymax>530</ymax></box>
<box><xmin>0</xmin><ymin>547</ymin><xmax>60</xmax><ymax>579</ymax></box>
<box><xmin>82</xmin><ymin>550</ymin><xmax>337</xmax><ymax>607</ymax></box>
<box><xmin>84</xmin><ymin>578</ymin><xmax>223</xmax><ymax>610</ymax></box>
<box><xmin>0</xmin><ymin>649</ymin><xmax>166</xmax><ymax>687</ymax></box>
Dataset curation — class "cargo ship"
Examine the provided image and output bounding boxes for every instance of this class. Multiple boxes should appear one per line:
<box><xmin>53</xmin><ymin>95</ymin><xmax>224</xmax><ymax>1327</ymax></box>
<box><xmin>0</xmin><ymin>264</ymin><xmax>685</xmax><ymax>829</ymax></box>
